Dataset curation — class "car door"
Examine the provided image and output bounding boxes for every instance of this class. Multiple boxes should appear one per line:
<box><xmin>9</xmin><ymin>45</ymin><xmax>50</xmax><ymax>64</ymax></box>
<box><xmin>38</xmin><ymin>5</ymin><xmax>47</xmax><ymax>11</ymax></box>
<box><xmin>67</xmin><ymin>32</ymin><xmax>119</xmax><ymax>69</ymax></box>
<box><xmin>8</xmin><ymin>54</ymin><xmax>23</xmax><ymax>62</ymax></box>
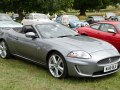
<box><xmin>99</xmin><ymin>23</ymin><xmax>120</xmax><ymax>50</ymax></box>
<box><xmin>86</xmin><ymin>24</ymin><xmax>102</xmax><ymax>39</ymax></box>
<box><xmin>10</xmin><ymin>25</ymin><xmax>43</xmax><ymax>62</ymax></box>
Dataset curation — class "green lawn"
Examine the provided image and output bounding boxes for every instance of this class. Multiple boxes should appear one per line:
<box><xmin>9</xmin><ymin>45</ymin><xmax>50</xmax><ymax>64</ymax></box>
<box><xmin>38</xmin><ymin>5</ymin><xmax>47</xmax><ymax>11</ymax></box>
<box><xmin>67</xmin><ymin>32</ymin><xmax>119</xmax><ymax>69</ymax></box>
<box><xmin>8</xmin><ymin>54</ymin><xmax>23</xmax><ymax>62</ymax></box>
<box><xmin>0</xmin><ymin>57</ymin><xmax>120</xmax><ymax>90</ymax></box>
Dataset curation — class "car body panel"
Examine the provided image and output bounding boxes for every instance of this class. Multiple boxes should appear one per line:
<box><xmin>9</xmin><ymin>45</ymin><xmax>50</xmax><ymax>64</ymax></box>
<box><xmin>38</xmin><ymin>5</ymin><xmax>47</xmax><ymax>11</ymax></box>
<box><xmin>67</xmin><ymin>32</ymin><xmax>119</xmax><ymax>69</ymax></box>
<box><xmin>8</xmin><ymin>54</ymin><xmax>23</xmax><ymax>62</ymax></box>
<box><xmin>0</xmin><ymin>21</ymin><xmax>22</xmax><ymax>28</ymax></box>
<box><xmin>0</xmin><ymin>13</ymin><xmax>22</xmax><ymax>28</ymax></box>
<box><xmin>21</xmin><ymin>13</ymin><xmax>51</xmax><ymax>25</ymax></box>
<box><xmin>105</xmin><ymin>12</ymin><xmax>116</xmax><ymax>19</ymax></box>
<box><xmin>56</xmin><ymin>15</ymin><xmax>89</xmax><ymax>28</ymax></box>
<box><xmin>86</xmin><ymin>16</ymin><xmax>105</xmax><ymax>24</ymax></box>
<box><xmin>0</xmin><ymin>22</ymin><xmax>120</xmax><ymax>77</ymax></box>
<box><xmin>77</xmin><ymin>21</ymin><xmax>120</xmax><ymax>52</ymax></box>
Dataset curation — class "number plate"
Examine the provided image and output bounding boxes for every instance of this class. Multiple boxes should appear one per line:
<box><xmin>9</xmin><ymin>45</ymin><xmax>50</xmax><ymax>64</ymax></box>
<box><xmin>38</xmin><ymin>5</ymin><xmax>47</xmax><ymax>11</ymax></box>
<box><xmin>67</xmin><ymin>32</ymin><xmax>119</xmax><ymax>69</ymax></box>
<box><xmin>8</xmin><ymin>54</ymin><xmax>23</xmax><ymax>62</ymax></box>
<box><xmin>104</xmin><ymin>63</ymin><xmax>118</xmax><ymax>72</ymax></box>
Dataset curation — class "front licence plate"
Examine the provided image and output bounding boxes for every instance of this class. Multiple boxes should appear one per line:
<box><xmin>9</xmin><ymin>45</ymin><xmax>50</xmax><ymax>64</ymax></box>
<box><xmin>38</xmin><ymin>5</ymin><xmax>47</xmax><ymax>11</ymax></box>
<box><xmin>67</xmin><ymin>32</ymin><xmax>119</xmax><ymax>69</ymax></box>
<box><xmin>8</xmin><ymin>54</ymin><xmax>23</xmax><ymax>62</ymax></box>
<box><xmin>104</xmin><ymin>63</ymin><xmax>118</xmax><ymax>72</ymax></box>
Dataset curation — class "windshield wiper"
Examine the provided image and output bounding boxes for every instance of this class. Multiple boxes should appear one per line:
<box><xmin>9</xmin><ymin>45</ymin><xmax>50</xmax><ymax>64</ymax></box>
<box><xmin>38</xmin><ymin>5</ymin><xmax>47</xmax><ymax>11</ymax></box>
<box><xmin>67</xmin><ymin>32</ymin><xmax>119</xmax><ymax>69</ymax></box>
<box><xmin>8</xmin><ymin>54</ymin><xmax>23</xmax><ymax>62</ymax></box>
<box><xmin>57</xmin><ymin>35</ymin><xmax>73</xmax><ymax>38</ymax></box>
<box><xmin>57</xmin><ymin>34</ymin><xmax>80</xmax><ymax>38</ymax></box>
<box><xmin>74</xmin><ymin>34</ymin><xmax>80</xmax><ymax>36</ymax></box>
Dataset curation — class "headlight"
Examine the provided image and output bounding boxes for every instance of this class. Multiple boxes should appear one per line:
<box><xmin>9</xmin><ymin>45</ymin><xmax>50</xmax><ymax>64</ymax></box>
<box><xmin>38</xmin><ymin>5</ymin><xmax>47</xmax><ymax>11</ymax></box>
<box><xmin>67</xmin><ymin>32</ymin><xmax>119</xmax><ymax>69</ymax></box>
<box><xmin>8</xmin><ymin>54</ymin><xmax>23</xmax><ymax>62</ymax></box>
<box><xmin>67</xmin><ymin>51</ymin><xmax>91</xmax><ymax>59</ymax></box>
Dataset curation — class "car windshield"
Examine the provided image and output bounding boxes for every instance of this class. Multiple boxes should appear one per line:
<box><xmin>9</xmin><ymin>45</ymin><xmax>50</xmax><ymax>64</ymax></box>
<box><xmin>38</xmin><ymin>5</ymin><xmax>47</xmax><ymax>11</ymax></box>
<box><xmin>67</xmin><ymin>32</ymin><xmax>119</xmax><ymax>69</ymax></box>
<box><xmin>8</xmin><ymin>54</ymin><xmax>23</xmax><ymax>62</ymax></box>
<box><xmin>116</xmin><ymin>23</ymin><xmax>120</xmax><ymax>30</ymax></box>
<box><xmin>0</xmin><ymin>14</ymin><xmax>12</xmax><ymax>21</ymax></box>
<box><xmin>68</xmin><ymin>15</ymin><xmax>79</xmax><ymax>21</ymax></box>
<box><xmin>34</xmin><ymin>14</ymin><xmax>49</xmax><ymax>19</ymax></box>
<box><xmin>36</xmin><ymin>23</ymin><xmax>78</xmax><ymax>38</ymax></box>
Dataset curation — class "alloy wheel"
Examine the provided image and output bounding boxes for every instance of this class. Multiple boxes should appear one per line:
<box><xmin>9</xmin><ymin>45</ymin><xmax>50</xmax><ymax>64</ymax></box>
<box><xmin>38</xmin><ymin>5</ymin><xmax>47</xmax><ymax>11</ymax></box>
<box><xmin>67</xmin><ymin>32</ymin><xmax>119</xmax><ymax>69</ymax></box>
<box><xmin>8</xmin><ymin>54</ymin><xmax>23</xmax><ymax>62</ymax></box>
<box><xmin>0</xmin><ymin>41</ymin><xmax>7</xmax><ymax>58</ymax></box>
<box><xmin>48</xmin><ymin>54</ymin><xmax>64</xmax><ymax>78</ymax></box>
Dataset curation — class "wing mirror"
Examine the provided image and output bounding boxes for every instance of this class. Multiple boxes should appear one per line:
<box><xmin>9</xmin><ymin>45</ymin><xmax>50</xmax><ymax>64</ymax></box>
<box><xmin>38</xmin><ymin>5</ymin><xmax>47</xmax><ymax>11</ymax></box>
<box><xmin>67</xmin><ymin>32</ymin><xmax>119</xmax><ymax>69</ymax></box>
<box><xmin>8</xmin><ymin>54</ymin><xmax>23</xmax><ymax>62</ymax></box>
<box><xmin>25</xmin><ymin>32</ymin><xmax>37</xmax><ymax>39</ymax></box>
<box><xmin>108</xmin><ymin>29</ymin><xmax>116</xmax><ymax>33</ymax></box>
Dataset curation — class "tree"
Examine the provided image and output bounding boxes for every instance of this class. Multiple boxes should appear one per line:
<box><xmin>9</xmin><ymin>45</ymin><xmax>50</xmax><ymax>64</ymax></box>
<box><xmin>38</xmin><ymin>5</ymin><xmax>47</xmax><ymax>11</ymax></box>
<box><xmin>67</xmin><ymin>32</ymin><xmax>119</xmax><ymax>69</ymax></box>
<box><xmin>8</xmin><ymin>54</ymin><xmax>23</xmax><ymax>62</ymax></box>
<box><xmin>0</xmin><ymin>0</ymin><xmax>73</xmax><ymax>19</ymax></box>
<box><xmin>36</xmin><ymin>0</ymin><xmax>73</xmax><ymax>14</ymax></box>
<box><xmin>73</xmin><ymin>0</ymin><xmax>110</xmax><ymax>16</ymax></box>
<box><xmin>109</xmin><ymin>0</ymin><xmax>120</xmax><ymax>8</ymax></box>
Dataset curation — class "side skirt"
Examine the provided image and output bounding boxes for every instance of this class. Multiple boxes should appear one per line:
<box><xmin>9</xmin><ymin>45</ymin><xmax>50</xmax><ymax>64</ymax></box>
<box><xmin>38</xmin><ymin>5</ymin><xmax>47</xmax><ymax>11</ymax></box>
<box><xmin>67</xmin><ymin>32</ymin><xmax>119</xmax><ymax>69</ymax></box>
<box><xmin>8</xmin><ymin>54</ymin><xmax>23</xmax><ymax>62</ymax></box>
<box><xmin>12</xmin><ymin>53</ymin><xmax>47</xmax><ymax>68</ymax></box>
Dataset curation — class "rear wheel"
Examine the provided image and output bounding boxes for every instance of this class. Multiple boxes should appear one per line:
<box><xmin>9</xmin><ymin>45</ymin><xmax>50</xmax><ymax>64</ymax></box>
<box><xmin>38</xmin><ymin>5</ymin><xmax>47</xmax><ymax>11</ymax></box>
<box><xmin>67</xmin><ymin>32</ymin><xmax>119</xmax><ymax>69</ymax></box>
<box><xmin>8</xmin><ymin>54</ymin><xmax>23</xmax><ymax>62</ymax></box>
<box><xmin>0</xmin><ymin>41</ymin><xmax>11</xmax><ymax>59</ymax></box>
<box><xmin>48</xmin><ymin>52</ymin><xmax>68</xmax><ymax>79</ymax></box>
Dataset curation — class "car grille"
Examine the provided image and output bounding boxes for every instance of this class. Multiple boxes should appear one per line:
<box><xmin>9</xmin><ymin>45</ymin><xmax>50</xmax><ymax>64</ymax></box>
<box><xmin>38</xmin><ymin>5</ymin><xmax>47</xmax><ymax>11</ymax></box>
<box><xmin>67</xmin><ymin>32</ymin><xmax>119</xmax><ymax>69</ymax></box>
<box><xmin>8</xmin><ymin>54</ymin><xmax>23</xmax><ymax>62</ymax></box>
<box><xmin>97</xmin><ymin>56</ymin><xmax>120</xmax><ymax>65</ymax></box>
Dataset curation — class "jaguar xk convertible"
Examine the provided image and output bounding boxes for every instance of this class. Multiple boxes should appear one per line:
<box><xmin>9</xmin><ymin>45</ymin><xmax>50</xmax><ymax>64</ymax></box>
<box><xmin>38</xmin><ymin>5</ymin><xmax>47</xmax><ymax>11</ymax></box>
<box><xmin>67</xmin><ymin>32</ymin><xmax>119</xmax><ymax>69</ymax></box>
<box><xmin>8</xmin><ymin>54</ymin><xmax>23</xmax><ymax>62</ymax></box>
<box><xmin>0</xmin><ymin>22</ymin><xmax>120</xmax><ymax>78</ymax></box>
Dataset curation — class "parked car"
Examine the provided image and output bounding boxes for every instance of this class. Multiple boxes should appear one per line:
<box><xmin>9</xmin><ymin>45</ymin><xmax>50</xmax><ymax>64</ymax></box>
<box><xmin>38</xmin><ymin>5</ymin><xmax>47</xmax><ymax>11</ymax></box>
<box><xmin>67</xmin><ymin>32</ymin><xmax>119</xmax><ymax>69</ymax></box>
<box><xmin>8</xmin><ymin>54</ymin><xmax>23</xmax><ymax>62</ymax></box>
<box><xmin>117</xmin><ymin>16</ymin><xmax>120</xmax><ymax>21</ymax></box>
<box><xmin>86</xmin><ymin>16</ymin><xmax>105</xmax><ymax>24</ymax></box>
<box><xmin>109</xmin><ymin>16</ymin><xmax>118</xmax><ymax>21</ymax></box>
<box><xmin>105</xmin><ymin>12</ymin><xmax>116</xmax><ymax>20</ymax></box>
<box><xmin>77</xmin><ymin>21</ymin><xmax>120</xmax><ymax>52</ymax></box>
<box><xmin>11</xmin><ymin>13</ymin><xmax>19</xmax><ymax>21</ymax></box>
<box><xmin>0</xmin><ymin>13</ymin><xmax>22</xmax><ymax>29</ymax></box>
<box><xmin>0</xmin><ymin>22</ymin><xmax>119</xmax><ymax>78</ymax></box>
<box><xmin>56</xmin><ymin>15</ymin><xmax>89</xmax><ymax>28</ymax></box>
<box><xmin>21</xmin><ymin>13</ymin><xmax>51</xmax><ymax>25</ymax></box>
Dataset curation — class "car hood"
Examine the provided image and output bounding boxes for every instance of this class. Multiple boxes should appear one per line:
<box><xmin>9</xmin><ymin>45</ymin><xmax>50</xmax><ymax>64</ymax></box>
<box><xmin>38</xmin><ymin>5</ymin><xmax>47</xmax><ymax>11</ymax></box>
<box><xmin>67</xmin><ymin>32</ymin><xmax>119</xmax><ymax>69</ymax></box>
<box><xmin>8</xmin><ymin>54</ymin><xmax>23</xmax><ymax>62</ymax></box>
<box><xmin>0</xmin><ymin>21</ymin><xmax>23</xmax><ymax>27</ymax></box>
<box><xmin>47</xmin><ymin>36</ymin><xmax>114</xmax><ymax>53</ymax></box>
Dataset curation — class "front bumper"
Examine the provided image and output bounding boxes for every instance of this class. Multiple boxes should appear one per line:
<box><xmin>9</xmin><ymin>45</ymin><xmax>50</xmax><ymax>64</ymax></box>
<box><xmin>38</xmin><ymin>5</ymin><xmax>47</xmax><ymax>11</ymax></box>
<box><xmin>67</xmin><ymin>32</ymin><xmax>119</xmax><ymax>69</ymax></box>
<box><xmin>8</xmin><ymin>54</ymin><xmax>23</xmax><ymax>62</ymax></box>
<box><xmin>65</xmin><ymin>49</ymin><xmax>120</xmax><ymax>77</ymax></box>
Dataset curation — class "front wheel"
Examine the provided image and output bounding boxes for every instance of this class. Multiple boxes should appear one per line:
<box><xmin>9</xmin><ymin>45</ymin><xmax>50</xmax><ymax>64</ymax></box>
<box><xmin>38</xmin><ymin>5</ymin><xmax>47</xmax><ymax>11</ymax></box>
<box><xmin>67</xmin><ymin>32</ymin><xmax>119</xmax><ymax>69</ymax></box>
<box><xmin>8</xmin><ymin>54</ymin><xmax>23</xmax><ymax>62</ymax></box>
<box><xmin>48</xmin><ymin>52</ymin><xmax>68</xmax><ymax>79</ymax></box>
<box><xmin>0</xmin><ymin>41</ymin><xmax>11</xmax><ymax>59</ymax></box>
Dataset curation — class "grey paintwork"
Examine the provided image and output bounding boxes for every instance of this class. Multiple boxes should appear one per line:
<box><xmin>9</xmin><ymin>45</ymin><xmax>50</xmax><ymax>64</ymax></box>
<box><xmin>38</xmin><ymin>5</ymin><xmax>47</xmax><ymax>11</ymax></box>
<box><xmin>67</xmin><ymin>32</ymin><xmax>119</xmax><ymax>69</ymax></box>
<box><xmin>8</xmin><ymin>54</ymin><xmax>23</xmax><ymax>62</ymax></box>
<box><xmin>0</xmin><ymin>13</ymin><xmax>22</xmax><ymax>28</ymax></box>
<box><xmin>0</xmin><ymin>22</ymin><xmax>120</xmax><ymax>77</ymax></box>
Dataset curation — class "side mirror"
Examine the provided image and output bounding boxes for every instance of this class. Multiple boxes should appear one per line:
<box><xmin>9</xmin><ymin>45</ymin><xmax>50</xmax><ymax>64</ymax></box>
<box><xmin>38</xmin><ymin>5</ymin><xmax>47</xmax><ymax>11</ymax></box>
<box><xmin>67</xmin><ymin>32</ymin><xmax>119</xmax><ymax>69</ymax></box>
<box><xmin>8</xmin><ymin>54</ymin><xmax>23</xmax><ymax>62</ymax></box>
<box><xmin>108</xmin><ymin>29</ymin><xmax>116</xmax><ymax>33</ymax></box>
<box><xmin>25</xmin><ymin>32</ymin><xmax>36</xmax><ymax>38</ymax></box>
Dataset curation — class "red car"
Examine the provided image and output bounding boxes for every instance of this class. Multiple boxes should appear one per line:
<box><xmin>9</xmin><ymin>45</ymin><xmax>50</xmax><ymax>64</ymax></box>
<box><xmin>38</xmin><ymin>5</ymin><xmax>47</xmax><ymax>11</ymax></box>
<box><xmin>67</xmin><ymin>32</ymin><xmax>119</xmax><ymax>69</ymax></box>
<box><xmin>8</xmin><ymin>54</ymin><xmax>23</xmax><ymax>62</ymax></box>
<box><xmin>77</xmin><ymin>21</ymin><xmax>120</xmax><ymax>52</ymax></box>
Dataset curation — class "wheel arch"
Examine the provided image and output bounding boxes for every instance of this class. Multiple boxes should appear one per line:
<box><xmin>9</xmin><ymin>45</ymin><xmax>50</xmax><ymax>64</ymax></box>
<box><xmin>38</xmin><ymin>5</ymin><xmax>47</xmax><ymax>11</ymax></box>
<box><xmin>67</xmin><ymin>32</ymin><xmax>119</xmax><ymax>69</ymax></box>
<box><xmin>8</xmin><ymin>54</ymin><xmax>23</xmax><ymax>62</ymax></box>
<box><xmin>46</xmin><ymin>49</ymin><xmax>68</xmax><ymax>78</ymax></box>
<box><xmin>46</xmin><ymin>50</ymin><xmax>64</xmax><ymax>64</ymax></box>
<box><xmin>0</xmin><ymin>38</ymin><xmax>11</xmax><ymax>58</ymax></box>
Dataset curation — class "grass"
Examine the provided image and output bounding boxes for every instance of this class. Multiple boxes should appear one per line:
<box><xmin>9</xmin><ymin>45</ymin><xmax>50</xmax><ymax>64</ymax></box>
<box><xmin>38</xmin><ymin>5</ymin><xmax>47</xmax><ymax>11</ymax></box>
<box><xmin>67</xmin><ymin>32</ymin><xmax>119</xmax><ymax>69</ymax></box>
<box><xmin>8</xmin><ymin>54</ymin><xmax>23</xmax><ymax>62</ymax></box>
<box><xmin>0</xmin><ymin>57</ymin><xmax>120</xmax><ymax>90</ymax></box>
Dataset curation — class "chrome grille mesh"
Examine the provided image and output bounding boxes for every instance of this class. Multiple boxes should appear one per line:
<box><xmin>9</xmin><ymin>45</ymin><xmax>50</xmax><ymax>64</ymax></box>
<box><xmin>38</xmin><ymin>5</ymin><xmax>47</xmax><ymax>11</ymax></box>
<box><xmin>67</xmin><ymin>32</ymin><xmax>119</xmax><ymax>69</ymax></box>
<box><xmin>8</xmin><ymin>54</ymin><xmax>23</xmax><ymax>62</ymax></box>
<box><xmin>97</xmin><ymin>56</ymin><xmax>120</xmax><ymax>65</ymax></box>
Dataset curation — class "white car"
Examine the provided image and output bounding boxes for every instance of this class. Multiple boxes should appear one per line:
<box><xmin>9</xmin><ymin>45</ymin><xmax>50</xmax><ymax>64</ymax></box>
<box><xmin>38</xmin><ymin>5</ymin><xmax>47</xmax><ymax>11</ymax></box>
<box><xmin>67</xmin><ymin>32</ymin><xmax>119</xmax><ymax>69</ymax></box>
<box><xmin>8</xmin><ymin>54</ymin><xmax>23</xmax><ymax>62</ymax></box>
<box><xmin>0</xmin><ymin>13</ymin><xmax>23</xmax><ymax>30</ymax></box>
<box><xmin>21</xmin><ymin>13</ymin><xmax>52</xmax><ymax>25</ymax></box>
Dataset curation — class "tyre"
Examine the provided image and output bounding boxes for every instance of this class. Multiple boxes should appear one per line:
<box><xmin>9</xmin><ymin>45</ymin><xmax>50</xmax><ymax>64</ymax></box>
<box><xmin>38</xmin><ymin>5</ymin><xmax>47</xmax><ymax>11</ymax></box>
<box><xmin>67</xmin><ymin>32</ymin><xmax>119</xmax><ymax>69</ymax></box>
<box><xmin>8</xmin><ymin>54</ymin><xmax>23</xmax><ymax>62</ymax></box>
<box><xmin>0</xmin><ymin>40</ymin><xmax>11</xmax><ymax>59</ymax></box>
<box><xmin>48</xmin><ymin>52</ymin><xmax>68</xmax><ymax>79</ymax></box>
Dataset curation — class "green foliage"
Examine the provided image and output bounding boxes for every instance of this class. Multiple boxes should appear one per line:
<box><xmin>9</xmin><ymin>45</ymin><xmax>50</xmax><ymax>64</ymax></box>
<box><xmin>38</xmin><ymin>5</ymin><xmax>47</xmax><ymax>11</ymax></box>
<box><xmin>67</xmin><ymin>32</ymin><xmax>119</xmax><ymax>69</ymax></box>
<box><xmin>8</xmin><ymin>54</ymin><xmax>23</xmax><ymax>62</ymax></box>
<box><xmin>0</xmin><ymin>0</ymin><xmax>120</xmax><ymax>17</ymax></box>
<box><xmin>73</xmin><ymin>0</ymin><xmax>110</xmax><ymax>15</ymax></box>
<box><xmin>109</xmin><ymin>0</ymin><xmax>120</xmax><ymax>8</ymax></box>
<box><xmin>33</xmin><ymin>0</ymin><xmax>73</xmax><ymax>14</ymax></box>
<box><xmin>0</xmin><ymin>0</ymin><xmax>73</xmax><ymax>14</ymax></box>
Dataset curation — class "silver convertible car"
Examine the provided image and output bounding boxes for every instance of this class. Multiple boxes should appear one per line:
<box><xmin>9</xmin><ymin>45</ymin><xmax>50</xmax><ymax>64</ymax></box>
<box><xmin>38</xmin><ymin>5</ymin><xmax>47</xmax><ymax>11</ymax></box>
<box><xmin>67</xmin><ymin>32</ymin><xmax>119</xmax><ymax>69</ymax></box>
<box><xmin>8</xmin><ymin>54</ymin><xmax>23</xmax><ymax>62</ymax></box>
<box><xmin>0</xmin><ymin>22</ymin><xmax>120</xmax><ymax>78</ymax></box>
